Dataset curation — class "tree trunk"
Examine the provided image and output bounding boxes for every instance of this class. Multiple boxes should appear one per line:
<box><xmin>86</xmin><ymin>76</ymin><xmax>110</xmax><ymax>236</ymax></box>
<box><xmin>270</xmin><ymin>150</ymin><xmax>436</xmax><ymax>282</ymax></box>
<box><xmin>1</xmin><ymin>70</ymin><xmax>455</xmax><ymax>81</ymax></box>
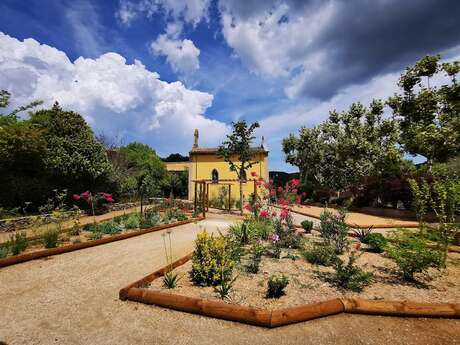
<box><xmin>239</xmin><ymin>179</ymin><xmax>243</xmax><ymax>216</ymax></box>
<box><xmin>140</xmin><ymin>193</ymin><xmax>144</xmax><ymax>216</ymax></box>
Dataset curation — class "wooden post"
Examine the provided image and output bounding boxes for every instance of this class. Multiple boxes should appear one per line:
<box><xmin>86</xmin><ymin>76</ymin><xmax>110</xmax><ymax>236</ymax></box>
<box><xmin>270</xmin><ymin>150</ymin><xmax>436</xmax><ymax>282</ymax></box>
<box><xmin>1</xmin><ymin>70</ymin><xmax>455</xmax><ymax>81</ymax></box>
<box><xmin>201</xmin><ymin>182</ymin><xmax>206</xmax><ymax>218</ymax></box>
<box><xmin>228</xmin><ymin>184</ymin><xmax>231</xmax><ymax>212</ymax></box>
<box><xmin>194</xmin><ymin>181</ymin><xmax>197</xmax><ymax>212</ymax></box>
<box><xmin>206</xmin><ymin>183</ymin><xmax>209</xmax><ymax>212</ymax></box>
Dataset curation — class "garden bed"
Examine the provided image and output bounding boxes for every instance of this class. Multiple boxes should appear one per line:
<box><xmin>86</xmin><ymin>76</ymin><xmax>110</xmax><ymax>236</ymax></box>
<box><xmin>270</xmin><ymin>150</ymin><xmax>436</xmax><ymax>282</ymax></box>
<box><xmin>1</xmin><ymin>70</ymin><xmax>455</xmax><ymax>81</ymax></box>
<box><xmin>146</xmin><ymin>242</ymin><xmax>460</xmax><ymax>309</ymax></box>
<box><xmin>0</xmin><ymin>214</ymin><xmax>202</xmax><ymax>268</ymax></box>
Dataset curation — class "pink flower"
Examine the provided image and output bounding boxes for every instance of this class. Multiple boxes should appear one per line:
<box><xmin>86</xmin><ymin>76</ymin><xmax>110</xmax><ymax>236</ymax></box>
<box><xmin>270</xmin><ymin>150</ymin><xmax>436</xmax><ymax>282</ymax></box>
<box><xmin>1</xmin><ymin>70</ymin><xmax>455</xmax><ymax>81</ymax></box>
<box><xmin>277</xmin><ymin>186</ymin><xmax>283</xmax><ymax>193</ymax></box>
<box><xmin>302</xmin><ymin>192</ymin><xmax>307</xmax><ymax>197</ymax></box>
<box><xmin>269</xmin><ymin>179</ymin><xmax>273</xmax><ymax>184</ymax></box>
<box><xmin>279</xmin><ymin>198</ymin><xmax>288</xmax><ymax>206</ymax></box>
<box><xmin>270</xmin><ymin>190</ymin><xmax>276</xmax><ymax>196</ymax></box>
<box><xmin>290</xmin><ymin>179</ymin><xmax>300</xmax><ymax>188</ymax></box>
<box><xmin>81</xmin><ymin>191</ymin><xmax>91</xmax><ymax>200</ymax></box>
<box><xmin>292</xmin><ymin>188</ymin><xmax>298</xmax><ymax>193</ymax></box>
<box><xmin>251</xmin><ymin>171</ymin><xmax>257</xmax><ymax>177</ymax></box>
<box><xmin>269</xmin><ymin>234</ymin><xmax>280</xmax><ymax>242</ymax></box>
<box><xmin>259</xmin><ymin>210</ymin><xmax>269</xmax><ymax>218</ymax></box>
<box><xmin>295</xmin><ymin>196</ymin><xmax>301</xmax><ymax>204</ymax></box>
<box><xmin>244</xmin><ymin>203</ymin><xmax>252</xmax><ymax>211</ymax></box>
<box><xmin>72</xmin><ymin>194</ymin><xmax>81</xmax><ymax>201</ymax></box>
<box><xmin>280</xmin><ymin>207</ymin><xmax>290</xmax><ymax>219</ymax></box>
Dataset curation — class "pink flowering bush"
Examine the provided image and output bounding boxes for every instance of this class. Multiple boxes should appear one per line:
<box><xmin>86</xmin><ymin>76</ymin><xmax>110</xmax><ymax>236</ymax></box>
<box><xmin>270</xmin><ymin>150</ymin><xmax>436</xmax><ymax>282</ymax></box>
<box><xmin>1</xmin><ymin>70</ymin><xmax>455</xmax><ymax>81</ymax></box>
<box><xmin>73</xmin><ymin>191</ymin><xmax>114</xmax><ymax>221</ymax></box>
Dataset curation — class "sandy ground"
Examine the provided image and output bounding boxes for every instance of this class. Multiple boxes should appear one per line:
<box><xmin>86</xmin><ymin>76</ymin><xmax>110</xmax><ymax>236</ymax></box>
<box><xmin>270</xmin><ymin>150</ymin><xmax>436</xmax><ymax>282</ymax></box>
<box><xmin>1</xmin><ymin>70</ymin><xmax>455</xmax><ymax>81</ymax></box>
<box><xmin>1</xmin><ymin>213</ymin><xmax>459</xmax><ymax>345</ymax></box>
<box><xmin>290</xmin><ymin>205</ymin><xmax>420</xmax><ymax>228</ymax></box>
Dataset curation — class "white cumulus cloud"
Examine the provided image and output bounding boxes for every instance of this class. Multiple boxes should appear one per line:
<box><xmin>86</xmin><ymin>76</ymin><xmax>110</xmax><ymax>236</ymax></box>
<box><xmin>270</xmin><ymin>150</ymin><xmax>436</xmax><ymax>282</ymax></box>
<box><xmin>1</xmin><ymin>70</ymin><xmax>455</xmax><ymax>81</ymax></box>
<box><xmin>0</xmin><ymin>32</ymin><xmax>228</xmax><ymax>154</ymax></box>
<box><xmin>150</xmin><ymin>23</ymin><xmax>200</xmax><ymax>75</ymax></box>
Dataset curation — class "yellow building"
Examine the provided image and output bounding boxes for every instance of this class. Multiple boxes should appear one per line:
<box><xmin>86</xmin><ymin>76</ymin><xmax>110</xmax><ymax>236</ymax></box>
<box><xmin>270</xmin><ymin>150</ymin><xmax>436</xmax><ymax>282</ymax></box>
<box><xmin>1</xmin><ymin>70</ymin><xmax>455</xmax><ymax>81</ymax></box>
<box><xmin>165</xmin><ymin>129</ymin><xmax>269</xmax><ymax>205</ymax></box>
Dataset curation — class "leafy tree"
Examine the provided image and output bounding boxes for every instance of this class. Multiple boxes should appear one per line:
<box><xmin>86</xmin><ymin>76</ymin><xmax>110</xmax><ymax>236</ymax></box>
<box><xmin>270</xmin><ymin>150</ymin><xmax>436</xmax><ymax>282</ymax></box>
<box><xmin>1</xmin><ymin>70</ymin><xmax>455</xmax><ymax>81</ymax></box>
<box><xmin>283</xmin><ymin>100</ymin><xmax>403</xmax><ymax>197</ymax></box>
<box><xmin>388</xmin><ymin>55</ymin><xmax>460</xmax><ymax>166</ymax></box>
<box><xmin>162</xmin><ymin>153</ymin><xmax>189</xmax><ymax>162</ymax></box>
<box><xmin>119</xmin><ymin>142</ymin><xmax>166</xmax><ymax>214</ymax></box>
<box><xmin>0</xmin><ymin>90</ymin><xmax>47</xmax><ymax>208</ymax></box>
<box><xmin>29</xmin><ymin>102</ymin><xmax>114</xmax><ymax>193</ymax></box>
<box><xmin>163</xmin><ymin>171</ymin><xmax>188</xmax><ymax>199</ymax></box>
<box><xmin>218</xmin><ymin>120</ymin><xmax>260</xmax><ymax>215</ymax></box>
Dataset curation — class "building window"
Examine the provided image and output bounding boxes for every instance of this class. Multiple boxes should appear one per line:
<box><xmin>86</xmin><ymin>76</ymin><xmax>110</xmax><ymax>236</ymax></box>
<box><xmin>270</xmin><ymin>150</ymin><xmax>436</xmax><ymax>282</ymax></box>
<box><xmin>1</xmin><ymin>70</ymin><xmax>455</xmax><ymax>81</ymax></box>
<box><xmin>212</xmin><ymin>169</ymin><xmax>219</xmax><ymax>183</ymax></box>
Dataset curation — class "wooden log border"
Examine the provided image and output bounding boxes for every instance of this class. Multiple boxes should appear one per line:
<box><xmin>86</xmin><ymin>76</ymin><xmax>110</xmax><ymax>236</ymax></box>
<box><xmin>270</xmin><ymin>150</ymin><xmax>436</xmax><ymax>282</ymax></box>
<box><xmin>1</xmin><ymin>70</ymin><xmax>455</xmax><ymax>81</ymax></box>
<box><xmin>119</xmin><ymin>253</ymin><xmax>460</xmax><ymax>328</ymax></box>
<box><xmin>0</xmin><ymin>217</ymin><xmax>204</xmax><ymax>269</ymax></box>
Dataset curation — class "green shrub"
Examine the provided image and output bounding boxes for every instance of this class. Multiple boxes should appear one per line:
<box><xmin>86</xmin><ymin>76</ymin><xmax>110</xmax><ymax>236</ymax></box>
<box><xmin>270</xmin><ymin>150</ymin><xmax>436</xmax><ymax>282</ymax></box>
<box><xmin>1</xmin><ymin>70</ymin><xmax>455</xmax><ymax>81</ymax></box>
<box><xmin>140</xmin><ymin>210</ymin><xmax>161</xmax><ymax>229</ymax></box>
<box><xmin>301</xmin><ymin>220</ymin><xmax>314</xmax><ymax>233</ymax></box>
<box><xmin>89</xmin><ymin>231</ymin><xmax>103</xmax><ymax>240</ymax></box>
<box><xmin>42</xmin><ymin>228</ymin><xmax>59</xmax><ymax>248</ymax></box>
<box><xmin>123</xmin><ymin>214</ymin><xmax>140</xmax><ymax>229</ymax></box>
<box><xmin>387</xmin><ymin>230</ymin><xmax>442</xmax><ymax>280</ymax></box>
<box><xmin>0</xmin><ymin>244</ymin><xmax>9</xmax><ymax>258</ymax></box>
<box><xmin>302</xmin><ymin>242</ymin><xmax>338</xmax><ymax>266</ymax></box>
<box><xmin>319</xmin><ymin>209</ymin><xmax>349</xmax><ymax>254</ymax></box>
<box><xmin>246</xmin><ymin>242</ymin><xmax>264</xmax><ymax>273</ymax></box>
<box><xmin>97</xmin><ymin>220</ymin><xmax>123</xmax><ymax>235</ymax></box>
<box><xmin>8</xmin><ymin>232</ymin><xmax>28</xmax><ymax>255</ymax></box>
<box><xmin>163</xmin><ymin>207</ymin><xmax>187</xmax><ymax>222</ymax></box>
<box><xmin>190</xmin><ymin>230</ymin><xmax>235</xmax><ymax>286</ymax></box>
<box><xmin>267</xmin><ymin>274</ymin><xmax>289</xmax><ymax>298</ymax></box>
<box><xmin>228</xmin><ymin>221</ymin><xmax>252</xmax><ymax>245</ymax></box>
<box><xmin>363</xmin><ymin>233</ymin><xmax>388</xmax><ymax>253</ymax></box>
<box><xmin>330</xmin><ymin>252</ymin><xmax>373</xmax><ymax>291</ymax></box>
<box><xmin>274</xmin><ymin>217</ymin><xmax>302</xmax><ymax>249</ymax></box>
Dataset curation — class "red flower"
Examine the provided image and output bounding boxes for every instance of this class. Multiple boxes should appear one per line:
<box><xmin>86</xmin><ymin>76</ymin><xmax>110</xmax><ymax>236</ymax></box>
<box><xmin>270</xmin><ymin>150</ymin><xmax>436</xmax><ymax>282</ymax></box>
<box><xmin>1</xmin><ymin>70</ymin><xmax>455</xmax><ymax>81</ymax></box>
<box><xmin>292</xmin><ymin>188</ymin><xmax>298</xmax><ymax>193</ymax></box>
<box><xmin>259</xmin><ymin>210</ymin><xmax>269</xmax><ymax>218</ymax></box>
<box><xmin>269</xmin><ymin>179</ymin><xmax>273</xmax><ymax>184</ymax></box>
<box><xmin>290</xmin><ymin>179</ymin><xmax>300</xmax><ymax>188</ymax></box>
<box><xmin>251</xmin><ymin>171</ymin><xmax>257</xmax><ymax>177</ymax></box>
<box><xmin>280</xmin><ymin>207</ymin><xmax>290</xmax><ymax>219</ymax></box>
<box><xmin>244</xmin><ymin>203</ymin><xmax>252</xmax><ymax>211</ymax></box>
<box><xmin>279</xmin><ymin>198</ymin><xmax>288</xmax><ymax>206</ymax></box>
<box><xmin>295</xmin><ymin>196</ymin><xmax>301</xmax><ymax>204</ymax></box>
<box><xmin>270</xmin><ymin>190</ymin><xmax>276</xmax><ymax>196</ymax></box>
<box><xmin>72</xmin><ymin>194</ymin><xmax>80</xmax><ymax>201</ymax></box>
<box><xmin>277</xmin><ymin>186</ymin><xmax>283</xmax><ymax>193</ymax></box>
<box><xmin>81</xmin><ymin>191</ymin><xmax>91</xmax><ymax>200</ymax></box>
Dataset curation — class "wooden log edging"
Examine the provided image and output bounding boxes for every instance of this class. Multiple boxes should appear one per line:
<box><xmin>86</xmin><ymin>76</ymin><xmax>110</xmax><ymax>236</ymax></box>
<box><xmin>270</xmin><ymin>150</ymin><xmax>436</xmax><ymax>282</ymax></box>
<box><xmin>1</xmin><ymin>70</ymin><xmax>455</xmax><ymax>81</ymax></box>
<box><xmin>120</xmin><ymin>253</ymin><xmax>460</xmax><ymax>328</ymax></box>
<box><xmin>0</xmin><ymin>217</ymin><xmax>204</xmax><ymax>269</ymax></box>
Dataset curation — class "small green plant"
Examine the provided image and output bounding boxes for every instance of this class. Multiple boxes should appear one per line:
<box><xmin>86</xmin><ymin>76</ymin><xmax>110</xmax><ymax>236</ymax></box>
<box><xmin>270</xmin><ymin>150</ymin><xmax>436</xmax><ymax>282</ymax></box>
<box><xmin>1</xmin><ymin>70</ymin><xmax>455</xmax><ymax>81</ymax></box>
<box><xmin>246</xmin><ymin>241</ymin><xmax>264</xmax><ymax>273</ymax></box>
<box><xmin>140</xmin><ymin>209</ymin><xmax>161</xmax><ymax>228</ymax></box>
<box><xmin>123</xmin><ymin>214</ymin><xmax>140</xmax><ymax>229</ymax></box>
<box><xmin>319</xmin><ymin>209</ymin><xmax>349</xmax><ymax>254</ymax></box>
<box><xmin>352</xmin><ymin>226</ymin><xmax>373</xmax><ymax>241</ymax></box>
<box><xmin>302</xmin><ymin>242</ymin><xmax>338</xmax><ymax>266</ymax></box>
<box><xmin>329</xmin><ymin>250</ymin><xmax>373</xmax><ymax>291</ymax></box>
<box><xmin>362</xmin><ymin>233</ymin><xmax>388</xmax><ymax>253</ymax></box>
<box><xmin>0</xmin><ymin>244</ymin><xmax>9</xmax><ymax>258</ymax></box>
<box><xmin>214</xmin><ymin>265</ymin><xmax>237</xmax><ymax>300</ymax></box>
<box><xmin>89</xmin><ymin>231</ymin><xmax>103</xmax><ymax>240</ymax></box>
<box><xmin>8</xmin><ymin>231</ymin><xmax>28</xmax><ymax>255</ymax></box>
<box><xmin>42</xmin><ymin>228</ymin><xmax>59</xmax><ymax>248</ymax></box>
<box><xmin>267</xmin><ymin>274</ymin><xmax>289</xmax><ymax>298</ymax></box>
<box><xmin>301</xmin><ymin>220</ymin><xmax>314</xmax><ymax>233</ymax></box>
<box><xmin>387</xmin><ymin>229</ymin><xmax>442</xmax><ymax>280</ymax></box>
<box><xmin>162</xmin><ymin>230</ymin><xmax>181</xmax><ymax>289</ymax></box>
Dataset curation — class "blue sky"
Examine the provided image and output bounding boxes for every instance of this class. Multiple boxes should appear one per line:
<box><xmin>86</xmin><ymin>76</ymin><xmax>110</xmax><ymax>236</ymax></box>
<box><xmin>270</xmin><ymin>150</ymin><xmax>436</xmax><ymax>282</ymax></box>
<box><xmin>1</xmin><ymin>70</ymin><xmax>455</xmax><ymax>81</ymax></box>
<box><xmin>1</xmin><ymin>0</ymin><xmax>460</xmax><ymax>171</ymax></box>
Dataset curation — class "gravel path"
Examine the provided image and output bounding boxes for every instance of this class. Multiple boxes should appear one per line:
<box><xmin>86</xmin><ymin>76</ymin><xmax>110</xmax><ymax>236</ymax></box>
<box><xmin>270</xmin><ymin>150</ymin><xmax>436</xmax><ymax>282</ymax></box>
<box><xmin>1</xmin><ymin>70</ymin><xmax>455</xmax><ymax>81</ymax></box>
<box><xmin>0</xmin><ymin>213</ymin><xmax>459</xmax><ymax>345</ymax></box>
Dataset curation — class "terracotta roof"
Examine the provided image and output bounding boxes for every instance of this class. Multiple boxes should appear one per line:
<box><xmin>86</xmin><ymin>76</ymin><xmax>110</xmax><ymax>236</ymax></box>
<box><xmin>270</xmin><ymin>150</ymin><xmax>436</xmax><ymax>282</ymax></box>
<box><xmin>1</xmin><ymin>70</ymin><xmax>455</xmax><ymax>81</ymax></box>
<box><xmin>190</xmin><ymin>147</ymin><xmax>268</xmax><ymax>155</ymax></box>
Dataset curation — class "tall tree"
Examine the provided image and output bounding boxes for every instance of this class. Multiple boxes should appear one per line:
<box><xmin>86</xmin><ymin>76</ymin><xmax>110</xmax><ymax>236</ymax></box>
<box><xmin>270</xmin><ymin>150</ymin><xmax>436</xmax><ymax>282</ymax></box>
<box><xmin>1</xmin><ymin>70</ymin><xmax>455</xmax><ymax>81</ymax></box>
<box><xmin>119</xmin><ymin>142</ymin><xmax>166</xmax><ymax>214</ymax></box>
<box><xmin>283</xmin><ymin>100</ymin><xmax>403</xmax><ymax>196</ymax></box>
<box><xmin>388</xmin><ymin>55</ymin><xmax>460</xmax><ymax>167</ymax></box>
<box><xmin>218</xmin><ymin>120</ymin><xmax>260</xmax><ymax>215</ymax></box>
